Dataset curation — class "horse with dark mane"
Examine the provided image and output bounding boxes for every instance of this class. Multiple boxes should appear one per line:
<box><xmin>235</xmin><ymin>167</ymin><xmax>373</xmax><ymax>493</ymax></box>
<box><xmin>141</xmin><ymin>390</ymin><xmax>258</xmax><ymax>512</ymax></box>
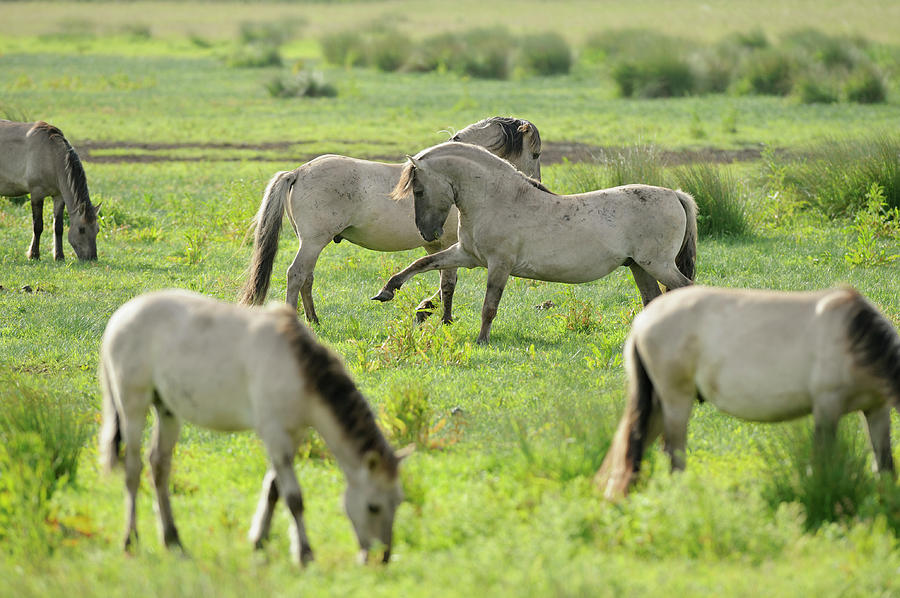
<box><xmin>596</xmin><ymin>285</ymin><xmax>900</xmax><ymax>499</ymax></box>
<box><xmin>239</xmin><ymin>117</ymin><xmax>541</xmax><ymax>324</ymax></box>
<box><xmin>0</xmin><ymin>120</ymin><xmax>99</xmax><ymax>260</ymax></box>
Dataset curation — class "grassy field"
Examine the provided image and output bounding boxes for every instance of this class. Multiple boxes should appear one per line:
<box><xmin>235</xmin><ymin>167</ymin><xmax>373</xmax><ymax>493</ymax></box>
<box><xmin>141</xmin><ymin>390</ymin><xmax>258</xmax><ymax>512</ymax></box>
<box><xmin>2</xmin><ymin>2</ymin><xmax>900</xmax><ymax>597</ymax></box>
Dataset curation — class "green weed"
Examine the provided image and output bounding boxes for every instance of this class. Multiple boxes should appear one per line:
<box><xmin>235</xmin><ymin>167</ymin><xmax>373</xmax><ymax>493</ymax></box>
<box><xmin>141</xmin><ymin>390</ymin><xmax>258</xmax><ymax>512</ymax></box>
<box><xmin>844</xmin><ymin>183</ymin><xmax>899</xmax><ymax>266</ymax></box>
<box><xmin>675</xmin><ymin>162</ymin><xmax>749</xmax><ymax>237</ymax></box>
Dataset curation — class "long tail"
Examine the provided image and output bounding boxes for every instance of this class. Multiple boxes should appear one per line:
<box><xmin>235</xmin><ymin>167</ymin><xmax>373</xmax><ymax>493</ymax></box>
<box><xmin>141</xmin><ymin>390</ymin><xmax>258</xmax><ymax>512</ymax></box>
<box><xmin>239</xmin><ymin>170</ymin><xmax>298</xmax><ymax>305</ymax></box>
<box><xmin>98</xmin><ymin>356</ymin><xmax>122</xmax><ymax>472</ymax></box>
<box><xmin>595</xmin><ymin>336</ymin><xmax>658</xmax><ymax>500</ymax></box>
<box><xmin>846</xmin><ymin>292</ymin><xmax>900</xmax><ymax>403</ymax></box>
<box><xmin>674</xmin><ymin>190</ymin><xmax>697</xmax><ymax>281</ymax></box>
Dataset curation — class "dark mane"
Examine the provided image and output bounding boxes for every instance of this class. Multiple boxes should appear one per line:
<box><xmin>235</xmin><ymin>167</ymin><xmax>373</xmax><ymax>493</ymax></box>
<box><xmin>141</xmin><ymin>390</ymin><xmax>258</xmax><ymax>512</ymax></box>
<box><xmin>274</xmin><ymin>307</ymin><xmax>398</xmax><ymax>473</ymax></box>
<box><xmin>29</xmin><ymin>122</ymin><xmax>95</xmax><ymax>221</ymax></box>
<box><xmin>527</xmin><ymin>177</ymin><xmax>553</xmax><ymax>194</ymax></box>
<box><xmin>846</xmin><ymin>291</ymin><xmax>900</xmax><ymax>401</ymax></box>
<box><xmin>452</xmin><ymin>116</ymin><xmax>541</xmax><ymax>159</ymax></box>
<box><xmin>391</xmin><ymin>161</ymin><xmax>414</xmax><ymax>201</ymax></box>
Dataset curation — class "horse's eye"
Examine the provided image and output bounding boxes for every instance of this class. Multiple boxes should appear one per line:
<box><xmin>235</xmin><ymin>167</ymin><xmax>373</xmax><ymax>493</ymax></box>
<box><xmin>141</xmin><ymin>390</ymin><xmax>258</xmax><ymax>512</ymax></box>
<box><xmin>532</xmin><ymin>153</ymin><xmax>540</xmax><ymax>160</ymax></box>
<box><xmin>367</xmin><ymin>503</ymin><xmax>381</xmax><ymax>515</ymax></box>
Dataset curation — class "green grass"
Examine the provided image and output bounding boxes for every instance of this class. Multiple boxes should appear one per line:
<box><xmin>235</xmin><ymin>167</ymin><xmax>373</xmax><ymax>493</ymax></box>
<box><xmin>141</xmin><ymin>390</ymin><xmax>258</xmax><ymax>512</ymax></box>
<box><xmin>2</xmin><ymin>4</ymin><xmax>900</xmax><ymax>596</ymax></box>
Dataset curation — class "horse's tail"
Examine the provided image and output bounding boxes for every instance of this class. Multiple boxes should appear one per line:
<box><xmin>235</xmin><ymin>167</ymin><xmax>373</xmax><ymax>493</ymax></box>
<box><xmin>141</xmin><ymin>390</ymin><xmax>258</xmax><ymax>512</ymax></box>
<box><xmin>239</xmin><ymin>170</ymin><xmax>298</xmax><ymax>306</ymax></box>
<box><xmin>845</xmin><ymin>291</ymin><xmax>900</xmax><ymax>403</ymax></box>
<box><xmin>595</xmin><ymin>335</ymin><xmax>658</xmax><ymax>500</ymax></box>
<box><xmin>98</xmin><ymin>356</ymin><xmax>123</xmax><ymax>472</ymax></box>
<box><xmin>674</xmin><ymin>190</ymin><xmax>697</xmax><ymax>282</ymax></box>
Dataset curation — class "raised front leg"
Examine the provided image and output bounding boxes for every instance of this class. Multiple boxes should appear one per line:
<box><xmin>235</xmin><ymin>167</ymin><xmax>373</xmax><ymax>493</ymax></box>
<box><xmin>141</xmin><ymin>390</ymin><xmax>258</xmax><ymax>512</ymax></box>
<box><xmin>52</xmin><ymin>195</ymin><xmax>65</xmax><ymax>261</ymax></box>
<box><xmin>27</xmin><ymin>196</ymin><xmax>44</xmax><ymax>260</ymax></box>
<box><xmin>149</xmin><ymin>404</ymin><xmax>184</xmax><ymax>549</ymax></box>
<box><xmin>372</xmin><ymin>244</ymin><xmax>479</xmax><ymax>303</ymax></box>
<box><xmin>863</xmin><ymin>405</ymin><xmax>895</xmax><ymax>476</ymax></box>
<box><xmin>476</xmin><ymin>261</ymin><xmax>512</xmax><ymax>344</ymax></box>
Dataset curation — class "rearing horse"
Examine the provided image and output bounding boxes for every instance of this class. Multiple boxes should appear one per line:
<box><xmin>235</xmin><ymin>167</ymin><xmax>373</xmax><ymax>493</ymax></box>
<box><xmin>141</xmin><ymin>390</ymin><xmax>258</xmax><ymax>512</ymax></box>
<box><xmin>372</xmin><ymin>142</ymin><xmax>697</xmax><ymax>344</ymax></box>
<box><xmin>239</xmin><ymin>117</ymin><xmax>542</xmax><ymax>324</ymax></box>
<box><xmin>0</xmin><ymin>120</ymin><xmax>99</xmax><ymax>260</ymax></box>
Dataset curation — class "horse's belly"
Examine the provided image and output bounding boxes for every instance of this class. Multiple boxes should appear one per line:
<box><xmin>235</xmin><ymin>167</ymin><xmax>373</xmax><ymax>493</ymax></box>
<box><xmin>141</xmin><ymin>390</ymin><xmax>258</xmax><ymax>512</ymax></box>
<box><xmin>153</xmin><ymin>369</ymin><xmax>255</xmax><ymax>431</ymax></box>
<box><xmin>0</xmin><ymin>179</ymin><xmax>28</xmax><ymax>197</ymax></box>
<box><xmin>510</xmin><ymin>256</ymin><xmax>621</xmax><ymax>284</ymax></box>
<box><xmin>697</xmin><ymin>374</ymin><xmax>813</xmax><ymax>422</ymax></box>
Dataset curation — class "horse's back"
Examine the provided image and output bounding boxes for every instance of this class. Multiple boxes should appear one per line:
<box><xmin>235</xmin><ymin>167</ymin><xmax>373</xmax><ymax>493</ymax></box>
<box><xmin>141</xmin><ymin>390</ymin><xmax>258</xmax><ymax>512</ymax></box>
<box><xmin>102</xmin><ymin>290</ymin><xmax>306</xmax><ymax>431</ymax></box>
<box><xmin>632</xmin><ymin>286</ymin><xmax>867</xmax><ymax>420</ymax></box>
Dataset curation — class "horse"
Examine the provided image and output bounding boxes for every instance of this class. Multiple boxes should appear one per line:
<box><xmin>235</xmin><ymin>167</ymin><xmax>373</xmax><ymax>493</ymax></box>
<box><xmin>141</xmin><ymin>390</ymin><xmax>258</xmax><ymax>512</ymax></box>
<box><xmin>239</xmin><ymin>116</ymin><xmax>542</xmax><ymax>325</ymax></box>
<box><xmin>371</xmin><ymin>142</ymin><xmax>697</xmax><ymax>344</ymax></box>
<box><xmin>595</xmin><ymin>285</ymin><xmax>900</xmax><ymax>500</ymax></box>
<box><xmin>0</xmin><ymin>120</ymin><xmax>99</xmax><ymax>260</ymax></box>
<box><xmin>98</xmin><ymin>289</ymin><xmax>410</xmax><ymax>565</ymax></box>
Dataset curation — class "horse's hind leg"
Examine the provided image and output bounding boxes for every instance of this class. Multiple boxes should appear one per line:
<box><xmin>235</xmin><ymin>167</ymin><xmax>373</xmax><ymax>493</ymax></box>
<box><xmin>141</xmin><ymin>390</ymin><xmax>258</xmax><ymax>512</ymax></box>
<box><xmin>149</xmin><ymin>399</ymin><xmax>184</xmax><ymax>549</ymax></box>
<box><xmin>121</xmin><ymin>401</ymin><xmax>149</xmax><ymax>551</ymax></box>
<box><xmin>286</xmin><ymin>238</ymin><xmax>328</xmax><ymax>324</ymax></box>
<box><xmin>863</xmin><ymin>405</ymin><xmax>895</xmax><ymax>476</ymax></box>
<box><xmin>628</xmin><ymin>263</ymin><xmax>662</xmax><ymax>306</ymax></box>
<box><xmin>659</xmin><ymin>392</ymin><xmax>694</xmax><ymax>472</ymax></box>
<box><xmin>261</xmin><ymin>430</ymin><xmax>313</xmax><ymax>565</ymax></box>
<box><xmin>248</xmin><ymin>468</ymin><xmax>279</xmax><ymax>549</ymax></box>
<box><xmin>642</xmin><ymin>262</ymin><xmax>693</xmax><ymax>294</ymax></box>
<box><xmin>26</xmin><ymin>194</ymin><xmax>44</xmax><ymax>259</ymax></box>
<box><xmin>51</xmin><ymin>195</ymin><xmax>65</xmax><ymax>261</ymax></box>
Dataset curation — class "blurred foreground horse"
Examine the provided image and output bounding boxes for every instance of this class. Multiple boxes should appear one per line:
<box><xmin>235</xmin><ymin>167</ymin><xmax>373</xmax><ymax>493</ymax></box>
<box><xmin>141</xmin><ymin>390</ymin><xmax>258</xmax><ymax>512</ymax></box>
<box><xmin>99</xmin><ymin>290</ymin><xmax>409</xmax><ymax>565</ymax></box>
<box><xmin>0</xmin><ymin>120</ymin><xmax>98</xmax><ymax>260</ymax></box>
<box><xmin>240</xmin><ymin>116</ymin><xmax>542</xmax><ymax>324</ymax></box>
<box><xmin>373</xmin><ymin>142</ymin><xmax>696</xmax><ymax>343</ymax></box>
<box><xmin>596</xmin><ymin>285</ymin><xmax>900</xmax><ymax>499</ymax></box>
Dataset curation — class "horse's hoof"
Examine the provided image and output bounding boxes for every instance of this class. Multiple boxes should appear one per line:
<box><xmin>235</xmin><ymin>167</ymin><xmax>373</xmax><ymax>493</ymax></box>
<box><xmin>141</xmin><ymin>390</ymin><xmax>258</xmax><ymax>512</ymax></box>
<box><xmin>371</xmin><ymin>289</ymin><xmax>394</xmax><ymax>302</ymax></box>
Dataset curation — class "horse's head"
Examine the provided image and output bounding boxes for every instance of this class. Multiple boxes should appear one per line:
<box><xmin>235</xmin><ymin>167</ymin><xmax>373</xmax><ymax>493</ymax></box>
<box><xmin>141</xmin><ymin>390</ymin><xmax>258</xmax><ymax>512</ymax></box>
<box><xmin>392</xmin><ymin>156</ymin><xmax>455</xmax><ymax>243</ymax></box>
<box><xmin>69</xmin><ymin>203</ymin><xmax>100</xmax><ymax>261</ymax></box>
<box><xmin>344</xmin><ymin>446</ymin><xmax>411</xmax><ymax>564</ymax></box>
<box><xmin>452</xmin><ymin>117</ymin><xmax>542</xmax><ymax>181</ymax></box>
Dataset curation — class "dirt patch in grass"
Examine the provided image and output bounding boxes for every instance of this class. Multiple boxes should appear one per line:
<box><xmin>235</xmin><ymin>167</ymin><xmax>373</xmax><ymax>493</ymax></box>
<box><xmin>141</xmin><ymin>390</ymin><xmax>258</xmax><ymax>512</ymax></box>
<box><xmin>76</xmin><ymin>140</ymin><xmax>765</xmax><ymax>166</ymax></box>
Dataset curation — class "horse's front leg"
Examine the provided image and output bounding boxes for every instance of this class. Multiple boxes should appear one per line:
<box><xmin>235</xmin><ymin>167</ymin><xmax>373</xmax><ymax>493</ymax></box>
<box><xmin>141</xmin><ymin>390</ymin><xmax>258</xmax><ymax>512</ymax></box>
<box><xmin>52</xmin><ymin>195</ymin><xmax>65</xmax><ymax>261</ymax></box>
<box><xmin>863</xmin><ymin>405</ymin><xmax>895</xmax><ymax>476</ymax></box>
<box><xmin>372</xmin><ymin>244</ymin><xmax>478</xmax><ymax>303</ymax></box>
<box><xmin>248</xmin><ymin>468</ymin><xmax>280</xmax><ymax>549</ymax></box>
<box><xmin>26</xmin><ymin>195</ymin><xmax>44</xmax><ymax>260</ymax></box>
<box><xmin>476</xmin><ymin>261</ymin><xmax>512</xmax><ymax>344</ymax></box>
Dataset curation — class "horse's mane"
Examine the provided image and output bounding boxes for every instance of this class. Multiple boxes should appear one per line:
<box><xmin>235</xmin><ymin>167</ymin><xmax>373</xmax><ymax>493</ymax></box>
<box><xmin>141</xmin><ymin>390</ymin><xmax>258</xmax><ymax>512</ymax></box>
<box><xmin>845</xmin><ymin>290</ymin><xmax>900</xmax><ymax>402</ymax></box>
<box><xmin>452</xmin><ymin>116</ymin><xmax>541</xmax><ymax>159</ymax></box>
<box><xmin>390</xmin><ymin>142</ymin><xmax>553</xmax><ymax>201</ymax></box>
<box><xmin>273</xmin><ymin>306</ymin><xmax>398</xmax><ymax>473</ymax></box>
<box><xmin>28</xmin><ymin>122</ymin><xmax>95</xmax><ymax>221</ymax></box>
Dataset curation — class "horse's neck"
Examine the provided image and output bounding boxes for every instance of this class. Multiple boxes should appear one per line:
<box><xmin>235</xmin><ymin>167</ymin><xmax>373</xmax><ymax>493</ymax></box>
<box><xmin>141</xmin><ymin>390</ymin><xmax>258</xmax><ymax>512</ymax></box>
<box><xmin>453</xmin><ymin>160</ymin><xmax>525</xmax><ymax>214</ymax></box>
<box><xmin>308</xmin><ymin>393</ymin><xmax>386</xmax><ymax>475</ymax></box>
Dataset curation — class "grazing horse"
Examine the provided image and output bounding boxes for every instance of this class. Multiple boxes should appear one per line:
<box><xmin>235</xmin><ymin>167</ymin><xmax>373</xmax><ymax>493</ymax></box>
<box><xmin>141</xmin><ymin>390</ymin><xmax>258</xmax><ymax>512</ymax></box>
<box><xmin>372</xmin><ymin>142</ymin><xmax>697</xmax><ymax>344</ymax></box>
<box><xmin>99</xmin><ymin>290</ymin><xmax>409</xmax><ymax>565</ymax></box>
<box><xmin>0</xmin><ymin>120</ymin><xmax>99</xmax><ymax>260</ymax></box>
<box><xmin>596</xmin><ymin>285</ymin><xmax>900</xmax><ymax>500</ymax></box>
<box><xmin>239</xmin><ymin>116</ymin><xmax>542</xmax><ymax>324</ymax></box>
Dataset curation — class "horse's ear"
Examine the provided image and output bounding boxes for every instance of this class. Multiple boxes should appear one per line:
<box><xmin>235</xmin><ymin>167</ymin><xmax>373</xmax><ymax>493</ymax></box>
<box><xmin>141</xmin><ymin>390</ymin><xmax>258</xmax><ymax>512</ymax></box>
<box><xmin>94</xmin><ymin>202</ymin><xmax>102</xmax><ymax>216</ymax></box>
<box><xmin>406</xmin><ymin>155</ymin><xmax>420</xmax><ymax>169</ymax></box>
<box><xmin>517</xmin><ymin>123</ymin><xmax>532</xmax><ymax>135</ymax></box>
<box><xmin>395</xmin><ymin>444</ymin><xmax>415</xmax><ymax>463</ymax></box>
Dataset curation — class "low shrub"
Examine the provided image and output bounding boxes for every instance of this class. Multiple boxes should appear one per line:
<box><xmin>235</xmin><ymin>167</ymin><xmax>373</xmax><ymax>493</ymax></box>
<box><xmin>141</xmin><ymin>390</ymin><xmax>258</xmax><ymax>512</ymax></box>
<box><xmin>794</xmin><ymin>75</ymin><xmax>839</xmax><ymax>104</ymax></box>
<box><xmin>518</xmin><ymin>32</ymin><xmax>572</xmax><ymax>76</ymax></box>
<box><xmin>612</xmin><ymin>53</ymin><xmax>695</xmax><ymax>98</ymax></box>
<box><xmin>845</xmin><ymin>65</ymin><xmax>887</xmax><ymax>103</ymax></box>
<box><xmin>457</xmin><ymin>28</ymin><xmax>514</xmax><ymax>79</ymax></box>
<box><xmin>674</xmin><ymin>163</ymin><xmax>749</xmax><ymax>237</ymax></box>
<box><xmin>225</xmin><ymin>43</ymin><xmax>282</xmax><ymax>68</ymax></box>
<box><xmin>379</xmin><ymin>382</ymin><xmax>433</xmax><ymax>448</ymax></box>
<box><xmin>265</xmin><ymin>70</ymin><xmax>337</xmax><ymax>98</ymax></box>
<box><xmin>320</xmin><ymin>30</ymin><xmax>369</xmax><ymax>67</ymax></box>
<box><xmin>370</xmin><ymin>30</ymin><xmax>413</xmax><ymax>72</ymax></box>
<box><xmin>734</xmin><ymin>48</ymin><xmax>794</xmax><ymax>95</ymax></box>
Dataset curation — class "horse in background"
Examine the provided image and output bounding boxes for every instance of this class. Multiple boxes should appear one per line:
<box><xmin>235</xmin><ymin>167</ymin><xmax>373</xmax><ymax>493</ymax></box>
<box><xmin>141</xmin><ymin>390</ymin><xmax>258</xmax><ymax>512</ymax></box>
<box><xmin>99</xmin><ymin>290</ymin><xmax>410</xmax><ymax>565</ymax></box>
<box><xmin>0</xmin><ymin>120</ymin><xmax>99</xmax><ymax>260</ymax></box>
<box><xmin>372</xmin><ymin>142</ymin><xmax>696</xmax><ymax>344</ymax></box>
<box><xmin>596</xmin><ymin>285</ymin><xmax>900</xmax><ymax>500</ymax></box>
<box><xmin>239</xmin><ymin>116</ymin><xmax>542</xmax><ymax>324</ymax></box>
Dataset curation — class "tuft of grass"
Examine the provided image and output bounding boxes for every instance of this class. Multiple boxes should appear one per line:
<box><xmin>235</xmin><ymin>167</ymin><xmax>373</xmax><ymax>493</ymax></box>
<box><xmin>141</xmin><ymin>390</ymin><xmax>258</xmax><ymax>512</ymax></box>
<box><xmin>370</xmin><ymin>29</ymin><xmax>413</xmax><ymax>73</ymax></box>
<box><xmin>518</xmin><ymin>32</ymin><xmax>572</xmax><ymax>76</ymax></box>
<box><xmin>379</xmin><ymin>381</ymin><xmax>433</xmax><ymax>448</ymax></box>
<box><xmin>598</xmin><ymin>145</ymin><xmax>668</xmax><ymax>188</ymax></box>
<box><xmin>225</xmin><ymin>43</ymin><xmax>281</xmax><ymax>68</ymax></box>
<box><xmin>456</xmin><ymin>28</ymin><xmax>514</xmax><ymax>79</ymax></box>
<box><xmin>843</xmin><ymin>182</ymin><xmax>900</xmax><ymax>266</ymax></box>
<box><xmin>845</xmin><ymin>65</ymin><xmax>887</xmax><ymax>103</ymax></box>
<box><xmin>734</xmin><ymin>48</ymin><xmax>794</xmax><ymax>96</ymax></box>
<box><xmin>320</xmin><ymin>30</ymin><xmax>369</xmax><ymax>67</ymax></box>
<box><xmin>759</xmin><ymin>421</ymin><xmax>885</xmax><ymax>532</ymax></box>
<box><xmin>0</xmin><ymin>376</ymin><xmax>91</xmax><ymax>552</ymax></box>
<box><xmin>674</xmin><ymin>163</ymin><xmax>749</xmax><ymax>237</ymax></box>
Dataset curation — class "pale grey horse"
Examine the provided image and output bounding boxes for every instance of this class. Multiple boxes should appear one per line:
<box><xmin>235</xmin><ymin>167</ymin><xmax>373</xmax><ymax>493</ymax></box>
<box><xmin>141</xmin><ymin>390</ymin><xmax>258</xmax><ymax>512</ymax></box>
<box><xmin>0</xmin><ymin>120</ymin><xmax>99</xmax><ymax>260</ymax></box>
<box><xmin>240</xmin><ymin>117</ymin><xmax>542</xmax><ymax>324</ymax></box>
<box><xmin>373</xmin><ymin>142</ymin><xmax>697</xmax><ymax>344</ymax></box>
<box><xmin>99</xmin><ymin>289</ymin><xmax>410</xmax><ymax>565</ymax></box>
<box><xmin>597</xmin><ymin>285</ymin><xmax>900</xmax><ymax>499</ymax></box>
